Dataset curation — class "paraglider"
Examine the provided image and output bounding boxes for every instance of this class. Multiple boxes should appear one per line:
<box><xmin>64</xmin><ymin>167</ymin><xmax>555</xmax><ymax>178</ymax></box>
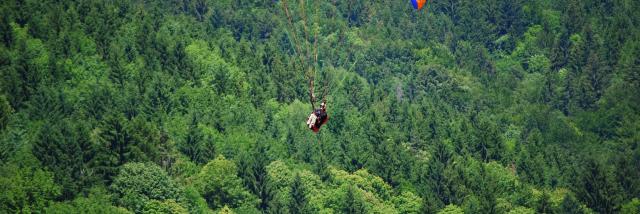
<box><xmin>411</xmin><ymin>0</ymin><xmax>427</xmax><ymax>10</ymax></box>
<box><xmin>412</xmin><ymin>0</ymin><xmax>433</xmax><ymax>12</ymax></box>
<box><xmin>279</xmin><ymin>0</ymin><xmax>330</xmax><ymax>133</ymax></box>
<box><xmin>306</xmin><ymin>101</ymin><xmax>328</xmax><ymax>133</ymax></box>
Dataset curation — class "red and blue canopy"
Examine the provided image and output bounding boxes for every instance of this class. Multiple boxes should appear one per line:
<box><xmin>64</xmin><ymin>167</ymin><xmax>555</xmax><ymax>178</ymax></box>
<box><xmin>411</xmin><ymin>0</ymin><xmax>427</xmax><ymax>10</ymax></box>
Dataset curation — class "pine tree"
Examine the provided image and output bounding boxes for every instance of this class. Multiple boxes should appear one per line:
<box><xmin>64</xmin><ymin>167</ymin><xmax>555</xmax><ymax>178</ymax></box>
<box><xmin>241</xmin><ymin>143</ymin><xmax>271</xmax><ymax>211</ymax></box>
<box><xmin>179</xmin><ymin>114</ymin><xmax>205</xmax><ymax>163</ymax></box>
<box><xmin>32</xmin><ymin>120</ymin><xmax>95</xmax><ymax>200</ymax></box>
<box><xmin>557</xmin><ymin>194</ymin><xmax>583</xmax><ymax>214</ymax></box>
<box><xmin>0</xmin><ymin>95</ymin><xmax>12</xmax><ymax>131</ymax></box>
<box><xmin>536</xmin><ymin>190</ymin><xmax>551</xmax><ymax>214</ymax></box>
<box><xmin>576</xmin><ymin>158</ymin><xmax>623</xmax><ymax>213</ymax></box>
<box><xmin>343</xmin><ymin>186</ymin><xmax>367</xmax><ymax>214</ymax></box>
<box><xmin>289</xmin><ymin>174</ymin><xmax>307</xmax><ymax>214</ymax></box>
<box><xmin>92</xmin><ymin>112</ymin><xmax>145</xmax><ymax>183</ymax></box>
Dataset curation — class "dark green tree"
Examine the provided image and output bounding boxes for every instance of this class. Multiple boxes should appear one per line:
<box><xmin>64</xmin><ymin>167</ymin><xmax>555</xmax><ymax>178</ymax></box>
<box><xmin>557</xmin><ymin>194</ymin><xmax>583</xmax><ymax>214</ymax></box>
<box><xmin>289</xmin><ymin>173</ymin><xmax>307</xmax><ymax>214</ymax></box>
<box><xmin>178</xmin><ymin>114</ymin><xmax>206</xmax><ymax>164</ymax></box>
<box><xmin>32</xmin><ymin>120</ymin><xmax>96</xmax><ymax>200</ymax></box>
<box><xmin>93</xmin><ymin>112</ymin><xmax>148</xmax><ymax>183</ymax></box>
<box><xmin>0</xmin><ymin>95</ymin><xmax>12</xmax><ymax>130</ymax></box>
<box><xmin>575</xmin><ymin>158</ymin><xmax>622</xmax><ymax>213</ymax></box>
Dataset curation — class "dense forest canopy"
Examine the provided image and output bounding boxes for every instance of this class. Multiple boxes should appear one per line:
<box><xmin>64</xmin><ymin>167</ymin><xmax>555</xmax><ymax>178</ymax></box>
<box><xmin>1</xmin><ymin>0</ymin><xmax>639</xmax><ymax>213</ymax></box>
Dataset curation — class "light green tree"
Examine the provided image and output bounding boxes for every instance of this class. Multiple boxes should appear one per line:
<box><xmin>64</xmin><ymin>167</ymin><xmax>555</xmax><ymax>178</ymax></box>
<box><xmin>506</xmin><ymin>206</ymin><xmax>535</xmax><ymax>214</ymax></box>
<box><xmin>392</xmin><ymin>191</ymin><xmax>423</xmax><ymax>214</ymax></box>
<box><xmin>142</xmin><ymin>200</ymin><xmax>188</xmax><ymax>214</ymax></box>
<box><xmin>0</xmin><ymin>164</ymin><xmax>61</xmax><ymax>213</ymax></box>
<box><xmin>437</xmin><ymin>204</ymin><xmax>464</xmax><ymax>214</ymax></box>
<box><xmin>110</xmin><ymin>162</ymin><xmax>182</xmax><ymax>213</ymax></box>
<box><xmin>621</xmin><ymin>198</ymin><xmax>640</xmax><ymax>214</ymax></box>
<box><xmin>195</xmin><ymin>155</ymin><xmax>258</xmax><ymax>210</ymax></box>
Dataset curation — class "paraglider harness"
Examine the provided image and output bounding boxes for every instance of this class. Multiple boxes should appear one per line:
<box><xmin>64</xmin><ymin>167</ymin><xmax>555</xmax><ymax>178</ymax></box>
<box><xmin>307</xmin><ymin>101</ymin><xmax>328</xmax><ymax>133</ymax></box>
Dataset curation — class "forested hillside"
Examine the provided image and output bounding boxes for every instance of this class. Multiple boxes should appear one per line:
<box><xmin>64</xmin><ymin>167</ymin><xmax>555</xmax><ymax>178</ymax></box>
<box><xmin>1</xmin><ymin>0</ymin><xmax>639</xmax><ymax>213</ymax></box>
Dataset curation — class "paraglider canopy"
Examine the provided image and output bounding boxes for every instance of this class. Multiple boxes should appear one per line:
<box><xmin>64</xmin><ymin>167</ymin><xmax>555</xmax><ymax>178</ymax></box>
<box><xmin>411</xmin><ymin>0</ymin><xmax>427</xmax><ymax>10</ymax></box>
<box><xmin>278</xmin><ymin>0</ymin><xmax>331</xmax><ymax>133</ymax></box>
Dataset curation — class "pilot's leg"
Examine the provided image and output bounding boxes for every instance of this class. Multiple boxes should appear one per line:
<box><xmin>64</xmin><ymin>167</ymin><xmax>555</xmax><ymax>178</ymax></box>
<box><xmin>307</xmin><ymin>113</ymin><xmax>317</xmax><ymax>129</ymax></box>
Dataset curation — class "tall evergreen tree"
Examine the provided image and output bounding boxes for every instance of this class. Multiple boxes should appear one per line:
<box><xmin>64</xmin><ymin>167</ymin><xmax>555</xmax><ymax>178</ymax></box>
<box><xmin>289</xmin><ymin>173</ymin><xmax>307</xmax><ymax>214</ymax></box>
<box><xmin>575</xmin><ymin>158</ymin><xmax>622</xmax><ymax>213</ymax></box>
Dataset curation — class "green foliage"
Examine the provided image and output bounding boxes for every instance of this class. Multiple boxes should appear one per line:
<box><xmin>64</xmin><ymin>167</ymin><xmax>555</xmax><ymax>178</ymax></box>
<box><xmin>575</xmin><ymin>158</ymin><xmax>623</xmax><ymax>213</ymax></box>
<box><xmin>0</xmin><ymin>0</ymin><xmax>637</xmax><ymax>213</ymax></box>
<box><xmin>6</xmin><ymin>23</ymin><xmax>50</xmax><ymax>105</ymax></box>
<box><xmin>185</xmin><ymin>40</ymin><xmax>248</xmax><ymax>96</ymax></box>
<box><xmin>181</xmin><ymin>187</ymin><xmax>212</xmax><ymax>214</ymax></box>
<box><xmin>93</xmin><ymin>113</ymin><xmax>160</xmax><ymax>183</ymax></box>
<box><xmin>621</xmin><ymin>198</ymin><xmax>640</xmax><ymax>214</ymax></box>
<box><xmin>339</xmin><ymin>185</ymin><xmax>369</xmax><ymax>214</ymax></box>
<box><xmin>506</xmin><ymin>206</ymin><xmax>535</xmax><ymax>214</ymax></box>
<box><xmin>110</xmin><ymin>162</ymin><xmax>182</xmax><ymax>213</ymax></box>
<box><xmin>45</xmin><ymin>188</ymin><xmax>131</xmax><ymax>214</ymax></box>
<box><xmin>217</xmin><ymin>206</ymin><xmax>235</xmax><ymax>214</ymax></box>
<box><xmin>557</xmin><ymin>193</ymin><xmax>586</xmax><ymax>214</ymax></box>
<box><xmin>142</xmin><ymin>200</ymin><xmax>188</xmax><ymax>214</ymax></box>
<box><xmin>289</xmin><ymin>173</ymin><xmax>307</xmax><ymax>214</ymax></box>
<box><xmin>391</xmin><ymin>191</ymin><xmax>422</xmax><ymax>214</ymax></box>
<box><xmin>0</xmin><ymin>95</ymin><xmax>11</xmax><ymax>130</ymax></box>
<box><xmin>195</xmin><ymin>155</ymin><xmax>258</xmax><ymax>210</ymax></box>
<box><xmin>33</xmin><ymin>119</ymin><xmax>96</xmax><ymax>199</ymax></box>
<box><xmin>0</xmin><ymin>164</ymin><xmax>61</xmax><ymax>213</ymax></box>
<box><xmin>178</xmin><ymin>114</ymin><xmax>209</xmax><ymax>164</ymax></box>
<box><xmin>326</xmin><ymin>167</ymin><xmax>399</xmax><ymax>213</ymax></box>
<box><xmin>437</xmin><ymin>204</ymin><xmax>464</xmax><ymax>214</ymax></box>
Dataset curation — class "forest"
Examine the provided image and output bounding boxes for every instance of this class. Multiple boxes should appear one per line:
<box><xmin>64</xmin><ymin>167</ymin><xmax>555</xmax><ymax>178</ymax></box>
<box><xmin>0</xmin><ymin>0</ymin><xmax>639</xmax><ymax>213</ymax></box>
